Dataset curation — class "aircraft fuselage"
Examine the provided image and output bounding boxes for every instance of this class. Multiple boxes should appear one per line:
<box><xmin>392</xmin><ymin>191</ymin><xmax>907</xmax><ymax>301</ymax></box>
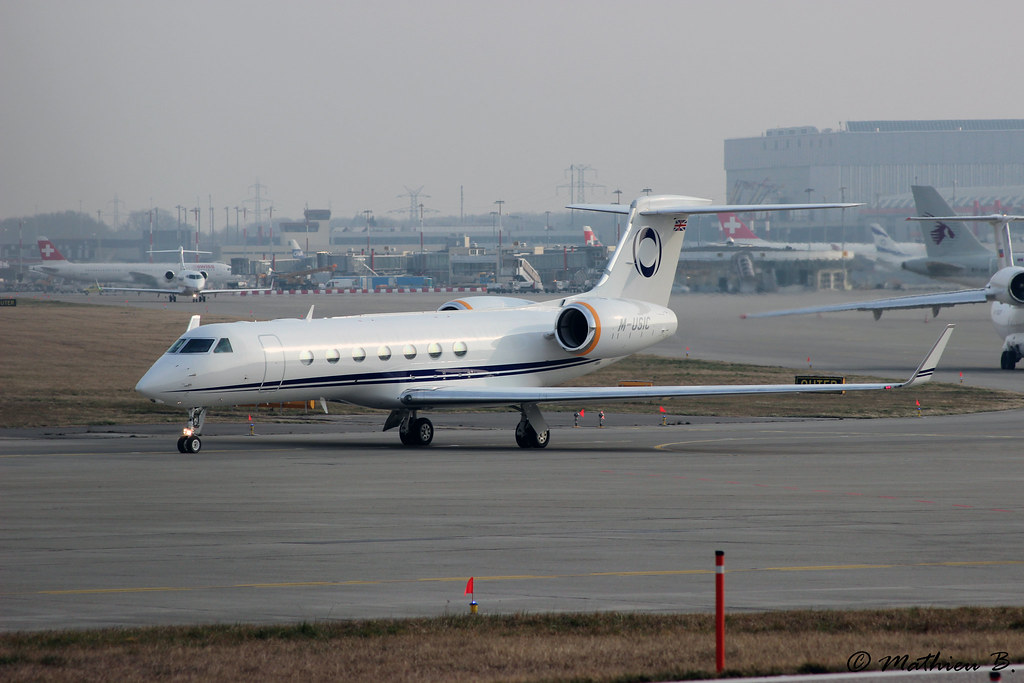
<box><xmin>136</xmin><ymin>301</ymin><xmax>678</xmax><ymax>410</ymax></box>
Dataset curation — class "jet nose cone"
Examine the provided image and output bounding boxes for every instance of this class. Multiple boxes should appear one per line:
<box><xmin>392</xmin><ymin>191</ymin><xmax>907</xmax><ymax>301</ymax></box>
<box><xmin>135</xmin><ymin>366</ymin><xmax>170</xmax><ymax>403</ymax></box>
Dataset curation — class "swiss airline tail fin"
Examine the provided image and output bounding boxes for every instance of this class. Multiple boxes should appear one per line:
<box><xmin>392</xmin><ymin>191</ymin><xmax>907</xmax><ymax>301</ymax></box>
<box><xmin>718</xmin><ymin>213</ymin><xmax>761</xmax><ymax>240</ymax></box>
<box><xmin>582</xmin><ymin>226</ymin><xmax>602</xmax><ymax>247</ymax></box>
<box><xmin>37</xmin><ymin>237</ymin><xmax>68</xmax><ymax>261</ymax></box>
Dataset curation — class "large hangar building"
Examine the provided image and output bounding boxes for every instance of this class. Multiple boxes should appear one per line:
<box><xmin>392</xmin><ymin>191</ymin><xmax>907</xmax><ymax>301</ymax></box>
<box><xmin>724</xmin><ymin>119</ymin><xmax>1024</xmax><ymax>242</ymax></box>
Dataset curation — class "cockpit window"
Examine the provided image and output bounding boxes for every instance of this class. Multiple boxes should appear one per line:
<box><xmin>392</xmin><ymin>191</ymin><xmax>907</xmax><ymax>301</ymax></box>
<box><xmin>214</xmin><ymin>338</ymin><xmax>233</xmax><ymax>353</ymax></box>
<box><xmin>167</xmin><ymin>338</ymin><xmax>187</xmax><ymax>354</ymax></box>
<box><xmin>179</xmin><ymin>338</ymin><xmax>215</xmax><ymax>354</ymax></box>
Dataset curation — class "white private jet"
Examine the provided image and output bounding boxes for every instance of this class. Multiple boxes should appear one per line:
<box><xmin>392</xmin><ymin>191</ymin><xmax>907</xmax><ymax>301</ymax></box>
<box><xmin>103</xmin><ymin>247</ymin><xmax>260</xmax><ymax>302</ymax></box>
<box><xmin>747</xmin><ymin>188</ymin><xmax>1024</xmax><ymax>369</ymax></box>
<box><xmin>136</xmin><ymin>194</ymin><xmax>955</xmax><ymax>454</ymax></box>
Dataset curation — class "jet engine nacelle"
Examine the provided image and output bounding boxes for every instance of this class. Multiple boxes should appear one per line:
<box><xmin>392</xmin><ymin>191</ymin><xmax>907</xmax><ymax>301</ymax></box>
<box><xmin>985</xmin><ymin>266</ymin><xmax>1024</xmax><ymax>305</ymax></box>
<box><xmin>163</xmin><ymin>270</ymin><xmax>176</xmax><ymax>282</ymax></box>
<box><xmin>553</xmin><ymin>297</ymin><xmax>677</xmax><ymax>357</ymax></box>
<box><xmin>438</xmin><ymin>296</ymin><xmax>535</xmax><ymax>311</ymax></box>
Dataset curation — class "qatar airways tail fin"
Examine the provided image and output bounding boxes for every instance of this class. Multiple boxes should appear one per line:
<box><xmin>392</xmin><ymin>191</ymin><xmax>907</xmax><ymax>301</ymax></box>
<box><xmin>910</xmin><ymin>185</ymin><xmax>989</xmax><ymax>258</ymax></box>
<box><xmin>582</xmin><ymin>226</ymin><xmax>603</xmax><ymax>247</ymax></box>
<box><xmin>37</xmin><ymin>237</ymin><xmax>69</xmax><ymax>262</ymax></box>
<box><xmin>718</xmin><ymin>213</ymin><xmax>761</xmax><ymax>241</ymax></box>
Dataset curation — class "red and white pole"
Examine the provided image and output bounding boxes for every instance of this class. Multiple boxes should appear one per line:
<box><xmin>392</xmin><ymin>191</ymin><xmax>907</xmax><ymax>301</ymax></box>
<box><xmin>715</xmin><ymin>550</ymin><xmax>725</xmax><ymax>673</ymax></box>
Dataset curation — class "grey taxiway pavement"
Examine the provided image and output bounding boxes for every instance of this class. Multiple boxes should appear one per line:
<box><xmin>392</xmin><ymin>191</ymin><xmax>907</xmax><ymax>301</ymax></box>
<box><xmin>2</xmin><ymin>410</ymin><xmax>1022</xmax><ymax>632</ymax></box>
<box><xmin>3</xmin><ymin>290</ymin><xmax>1023</xmax><ymax>632</ymax></box>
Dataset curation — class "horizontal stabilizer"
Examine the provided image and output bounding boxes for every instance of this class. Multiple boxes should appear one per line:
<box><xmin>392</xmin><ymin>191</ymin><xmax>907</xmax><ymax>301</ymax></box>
<box><xmin>569</xmin><ymin>201</ymin><xmax>862</xmax><ymax>217</ymax></box>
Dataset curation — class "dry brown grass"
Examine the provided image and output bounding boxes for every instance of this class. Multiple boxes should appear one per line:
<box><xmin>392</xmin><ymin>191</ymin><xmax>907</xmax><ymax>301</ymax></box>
<box><xmin>0</xmin><ymin>299</ymin><xmax>237</xmax><ymax>427</ymax></box>
<box><xmin>2</xmin><ymin>609</ymin><xmax>1022</xmax><ymax>682</ymax></box>
<box><xmin>3</xmin><ymin>298</ymin><xmax>1022</xmax><ymax>429</ymax></box>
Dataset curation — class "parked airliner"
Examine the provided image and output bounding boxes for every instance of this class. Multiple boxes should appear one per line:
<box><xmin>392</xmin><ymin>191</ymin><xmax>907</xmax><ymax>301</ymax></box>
<box><xmin>31</xmin><ymin>237</ymin><xmax>234</xmax><ymax>290</ymax></box>
<box><xmin>747</xmin><ymin>186</ymin><xmax>1024</xmax><ymax>369</ymax></box>
<box><xmin>135</xmin><ymin>194</ymin><xmax>954</xmax><ymax>453</ymax></box>
<box><xmin>899</xmin><ymin>185</ymin><xmax>1024</xmax><ymax>285</ymax></box>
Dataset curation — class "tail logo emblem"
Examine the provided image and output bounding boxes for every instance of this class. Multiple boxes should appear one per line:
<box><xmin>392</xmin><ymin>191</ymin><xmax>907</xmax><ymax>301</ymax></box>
<box><xmin>633</xmin><ymin>227</ymin><xmax>662</xmax><ymax>278</ymax></box>
<box><xmin>931</xmin><ymin>221</ymin><xmax>955</xmax><ymax>245</ymax></box>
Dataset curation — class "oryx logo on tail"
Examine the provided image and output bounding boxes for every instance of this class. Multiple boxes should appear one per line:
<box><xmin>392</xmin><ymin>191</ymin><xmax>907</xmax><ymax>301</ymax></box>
<box><xmin>931</xmin><ymin>220</ymin><xmax>956</xmax><ymax>245</ymax></box>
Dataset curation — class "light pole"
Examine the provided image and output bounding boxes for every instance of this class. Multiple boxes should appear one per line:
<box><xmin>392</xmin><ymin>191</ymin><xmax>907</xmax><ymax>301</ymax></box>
<box><xmin>191</xmin><ymin>207</ymin><xmax>201</xmax><ymax>262</ymax></box>
<box><xmin>494</xmin><ymin>200</ymin><xmax>504</xmax><ymax>282</ymax></box>
<box><xmin>804</xmin><ymin>188</ymin><xmax>814</xmax><ymax>248</ymax></box>
<box><xmin>362</xmin><ymin>209</ymin><xmax>373</xmax><ymax>253</ymax></box>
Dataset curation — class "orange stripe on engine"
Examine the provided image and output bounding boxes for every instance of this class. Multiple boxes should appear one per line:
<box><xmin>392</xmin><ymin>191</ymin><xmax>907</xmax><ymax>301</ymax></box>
<box><xmin>576</xmin><ymin>301</ymin><xmax>601</xmax><ymax>356</ymax></box>
<box><xmin>453</xmin><ymin>299</ymin><xmax>471</xmax><ymax>310</ymax></box>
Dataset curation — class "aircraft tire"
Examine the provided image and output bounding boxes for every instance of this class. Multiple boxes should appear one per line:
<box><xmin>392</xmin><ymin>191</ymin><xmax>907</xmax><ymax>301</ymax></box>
<box><xmin>1001</xmin><ymin>350</ymin><xmax>1017</xmax><ymax>370</ymax></box>
<box><xmin>411</xmin><ymin>417</ymin><xmax>433</xmax><ymax>446</ymax></box>
<box><xmin>515</xmin><ymin>421</ymin><xmax>530</xmax><ymax>448</ymax></box>
<box><xmin>399</xmin><ymin>421</ymin><xmax>417</xmax><ymax>445</ymax></box>
<box><xmin>183</xmin><ymin>436</ymin><xmax>202</xmax><ymax>453</ymax></box>
<box><xmin>176</xmin><ymin>436</ymin><xmax>187</xmax><ymax>453</ymax></box>
<box><xmin>517</xmin><ymin>422</ymin><xmax>549</xmax><ymax>449</ymax></box>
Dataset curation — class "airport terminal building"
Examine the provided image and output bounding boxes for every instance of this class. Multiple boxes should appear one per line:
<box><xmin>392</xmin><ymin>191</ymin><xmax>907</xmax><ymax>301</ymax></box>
<box><xmin>724</xmin><ymin>119</ymin><xmax>1024</xmax><ymax>241</ymax></box>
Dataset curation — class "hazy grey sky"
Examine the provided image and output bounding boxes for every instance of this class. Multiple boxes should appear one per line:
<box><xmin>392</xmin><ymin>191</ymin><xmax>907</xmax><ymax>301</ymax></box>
<box><xmin>3</xmin><ymin>0</ymin><xmax>1023</xmax><ymax>225</ymax></box>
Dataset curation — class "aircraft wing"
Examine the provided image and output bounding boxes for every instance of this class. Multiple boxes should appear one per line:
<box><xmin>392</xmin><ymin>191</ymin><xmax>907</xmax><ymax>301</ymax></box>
<box><xmin>100</xmin><ymin>285</ymin><xmax>271</xmax><ymax>296</ymax></box>
<box><xmin>399</xmin><ymin>325</ymin><xmax>954</xmax><ymax>408</ymax></box>
<box><xmin>101</xmin><ymin>285</ymin><xmax>180</xmax><ymax>295</ymax></box>
<box><xmin>743</xmin><ymin>289</ymin><xmax>988</xmax><ymax>318</ymax></box>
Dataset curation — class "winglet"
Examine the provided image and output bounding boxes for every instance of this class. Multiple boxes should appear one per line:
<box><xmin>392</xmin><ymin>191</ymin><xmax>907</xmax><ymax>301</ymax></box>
<box><xmin>900</xmin><ymin>324</ymin><xmax>955</xmax><ymax>387</ymax></box>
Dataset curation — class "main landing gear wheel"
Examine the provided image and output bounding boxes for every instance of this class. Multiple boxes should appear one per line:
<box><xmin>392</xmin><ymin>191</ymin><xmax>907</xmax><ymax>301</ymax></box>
<box><xmin>177</xmin><ymin>435</ymin><xmax>201</xmax><ymax>453</ymax></box>
<box><xmin>400</xmin><ymin>417</ymin><xmax>434</xmax><ymax>446</ymax></box>
<box><xmin>515</xmin><ymin>420</ymin><xmax>550</xmax><ymax>449</ymax></box>
<box><xmin>1000</xmin><ymin>349</ymin><xmax>1018</xmax><ymax>370</ymax></box>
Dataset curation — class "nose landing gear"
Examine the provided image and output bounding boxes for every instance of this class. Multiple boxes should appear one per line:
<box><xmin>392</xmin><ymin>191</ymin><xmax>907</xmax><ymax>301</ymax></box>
<box><xmin>175</xmin><ymin>407</ymin><xmax>207</xmax><ymax>454</ymax></box>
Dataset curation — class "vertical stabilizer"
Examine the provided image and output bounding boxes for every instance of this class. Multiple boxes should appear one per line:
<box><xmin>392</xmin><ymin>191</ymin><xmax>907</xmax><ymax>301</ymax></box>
<box><xmin>587</xmin><ymin>195</ymin><xmax>702</xmax><ymax>307</ymax></box>
<box><xmin>911</xmin><ymin>185</ymin><xmax>989</xmax><ymax>257</ymax></box>
<box><xmin>869</xmin><ymin>224</ymin><xmax>905</xmax><ymax>256</ymax></box>
<box><xmin>37</xmin><ymin>237</ymin><xmax>68</xmax><ymax>261</ymax></box>
<box><xmin>718</xmin><ymin>212</ymin><xmax>761</xmax><ymax>241</ymax></box>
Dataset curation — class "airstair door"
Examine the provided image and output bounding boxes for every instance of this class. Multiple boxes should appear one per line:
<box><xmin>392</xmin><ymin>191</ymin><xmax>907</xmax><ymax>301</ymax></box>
<box><xmin>258</xmin><ymin>334</ymin><xmax>285</xmax><ymax>393</ymax></box>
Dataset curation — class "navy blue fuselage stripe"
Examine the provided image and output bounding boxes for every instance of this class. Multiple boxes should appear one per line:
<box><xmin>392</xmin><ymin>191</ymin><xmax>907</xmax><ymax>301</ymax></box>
<box><xmin>164</xmin><ymin>356</ymin><xmax>600</xmax><ymax>396</ymax></box>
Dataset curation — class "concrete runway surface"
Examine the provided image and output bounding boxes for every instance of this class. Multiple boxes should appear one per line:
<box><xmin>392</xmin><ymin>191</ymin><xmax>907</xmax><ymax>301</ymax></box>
<box><xmin>2</xmin><ymin>289</ymin><xmax>1022</xmax><ymax>632</ymax></box>
<box><xmin>2</xmin><ymin>409</ymin><xmax>1022</xmax><ymax>632</ymax></box>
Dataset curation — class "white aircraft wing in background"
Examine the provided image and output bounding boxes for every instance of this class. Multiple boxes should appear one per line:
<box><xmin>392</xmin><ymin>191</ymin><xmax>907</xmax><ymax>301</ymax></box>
<box><xmin>744</xmin><ymin>289</ymin><xmax>988</xmax><ymax>321</ymax></box>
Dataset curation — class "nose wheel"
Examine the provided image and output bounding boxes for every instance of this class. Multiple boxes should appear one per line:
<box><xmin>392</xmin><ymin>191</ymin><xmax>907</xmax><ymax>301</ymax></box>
<box><xmin>177</xmin><ymin>435</ymin><xmax>202</xmax><ymax>453</ymax></box>
<box><xmin>175</xmin><ymin>407</ymin><xmax>207</xmax><ymax>454</ymax></box>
